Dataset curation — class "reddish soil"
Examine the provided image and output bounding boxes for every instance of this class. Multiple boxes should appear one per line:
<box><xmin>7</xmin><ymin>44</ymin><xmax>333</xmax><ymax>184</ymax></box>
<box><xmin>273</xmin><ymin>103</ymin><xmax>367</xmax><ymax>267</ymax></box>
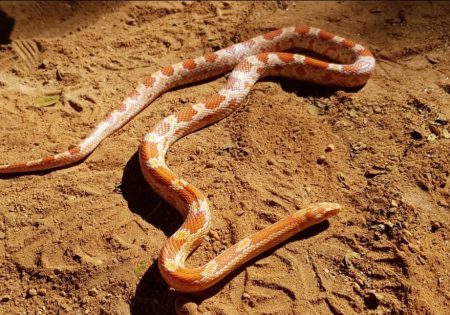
<box><xmin>0</xmin><ymin>1</ymin><xmax>449</xmax><ymax>314</ymax></box>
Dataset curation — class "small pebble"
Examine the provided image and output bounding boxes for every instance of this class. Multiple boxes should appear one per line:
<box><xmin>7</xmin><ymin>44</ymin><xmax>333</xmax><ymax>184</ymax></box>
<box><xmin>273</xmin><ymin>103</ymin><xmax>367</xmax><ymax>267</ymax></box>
<box><xmin>364</xmin><ymin>291</ymin><xmax>382</xmax><ymax>309</ymax></box>
<box><xmin>429</xmin><ymin>125</ymin><xmax>441</xmax><ymax>137</ymax></box>
<box><xmin>425</xmin><ymin>55</ymin><xmax>440</xmax><ymax>64</ymax></box>
<box><xmin>195</xmin><ymin>146</ymin><xmax>205</xmax><ymax>154</ymax></box>
<box><xmin>430</xmin><ymin>221</ymin><xmax>442</xmax><ymax>232</ymax></box>
<box><xmin>27</xmin><ymin>288</ymin><xmax>38</xmax><ymax>297</ymax></box>
<box><xmin>209</xmin><ymin>230</ymin><xmax>219</xmax><ymax>240</ymax></box>
<box><xmin>1</xmin><ymin>295</ymin><xmax>11</xmax><ymax>302</ymax></box>
<box><xmin>175</xmin><ymin>297</ymin><xmax>198</xmax><ymax>315</ymax></box>
<box><xmin>438</xmin><ymin>199</ymin><xmax>449</xmax><ymax>207</ymax></box>
<box><xmin>391</xmin><ymin>200</ymin><xmax>399</xmax><ymax>207</ymax></box>
<box><xmin>38</xmin><ymin>288</ymin><xmax>47</xmax><ymax>296</ymax></box>
<box><xmin>325</xmin><ymin>144</ymin><xmax>335</xmax><ymax>152</ymax></box>
<box><xmin>242</xmin><ymin>292</ymin><xmax>251</xmax><ymax>299</ymax></box>
<box><xmin>125</xmin><ymin>18</ymin><xmax>137</xmax><ymax>26</ymax></box>
<box><xmin>317</xmin><ymin>155</ymin><xmax>326</xmax><ymax>165</ymax></box>
<box><xmin>56</xmin><ymin>68</ymin><xmax>64</xmax><ymax>81</ymax></box>
<box><xmin>88</xmin><ymin>288</ymin><xmax>98</xmax><ymax>297</ymax></box>
<box><xmin>373</xmin><ymin>106</ymin><xmax>382</xmax><ymax>113</ymax></box>
<box><xmin>267</xmin><ymin>158</ymin><xmax>275</xmax><ymax>165</ymax></box>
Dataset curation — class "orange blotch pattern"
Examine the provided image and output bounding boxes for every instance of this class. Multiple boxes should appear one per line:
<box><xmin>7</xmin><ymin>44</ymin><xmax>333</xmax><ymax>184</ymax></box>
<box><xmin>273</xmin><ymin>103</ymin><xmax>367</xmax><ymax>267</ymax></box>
<box><xmin>304</xmin><ymin>57</ymin><xmax>329</xmax><ymax>69</ymax></box>
<box><xmin>144</xmin><ymin>76</ymin><xmax>155</xmax><ymax>88</ymax></box>
<box><xmin>276</xmin><ymin>53</ymin><xmax>295</xmax><ymax>63</ymax></box>
<box><xmin>295</xmin><ymin>25</ymin><xmax>310</xmax><ymax>35</ymax></box>
<box><xmin>183</xmin><ymin>59</ymin><xmax>197</xmax><ymax>70</ymax></box>
<box><xmin>319</xmin><ymin>30</ymin><xmax>334</xmax><ymax>41</ymax></box>
<box><xmin>162</xmin><ymin>66</ymin><xmax>175</xmax><ymax>76</ymax></box>
<box><xmin>42</xmin><ymin>156</ymin><xmax>56</xmax><ymax>164</ymax></box>
<box><xmin>176</xmin><ymin>105</ymin><xmax>198</xmax><ymax>122</ymax></box>
<box><xmin>69</xmin><ymin>146</ymin><xmax>81</xmax><ymax>155</ymax></box>
<box><xmin>129</xmin><ymin>90</ymin><xmax>140</xmax><ymax>100</ymax></box>
<box><xmin>117</xmin><ymin>102</ymin><xmax>127</xmax><ymax>112</ymax></box>
<box><xmin>263</xmin><ymin>29</ymin><xmax>283</xmax><ymax>40</ymax></box>
<box><xmin>204</xmin><ymin>52</ymin><xmax>218</xmax><ymax>63</ymax></box>
<box><xmin>342</xmin><ymin>39</ymin><xmax>356</xmax><ymax>49</ymax></box>
<box><xmin>140</xmin><ymin>142</ymin><xmax>159</xmax><ymax>160</ymax></box>
<box><xmin>257</xmin><ymin>53</ymin><xmax>270</xmax><ymax>64</ymax></box>
<box><xmin>205</xmin><ymin>95</ymin><xmax>226</xmax><ymax>109</ymax></box>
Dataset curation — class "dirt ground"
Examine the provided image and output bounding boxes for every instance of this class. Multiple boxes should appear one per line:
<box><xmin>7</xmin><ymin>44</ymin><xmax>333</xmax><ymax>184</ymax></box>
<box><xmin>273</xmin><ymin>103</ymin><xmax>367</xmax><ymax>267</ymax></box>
<box><xmin>0</xmin><ymin>1</ymin><xmax>449</xmax><ymax>314</ymax></box>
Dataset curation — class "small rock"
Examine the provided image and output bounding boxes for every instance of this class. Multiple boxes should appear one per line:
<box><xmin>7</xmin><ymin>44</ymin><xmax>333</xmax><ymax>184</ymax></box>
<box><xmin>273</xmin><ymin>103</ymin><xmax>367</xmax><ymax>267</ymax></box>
<box><xmin>125</xmin><ymin>18</ymin><xmax>137</xmax><ymax>26</ymax></box>
<box><xmin>435</xmin><ymin>117</ymin><xmax>448</xmax><ymax>125</ymax></box>
<box><xmin>56</xmin><ymin>68</ymin><xmax>64</xmax><ymax>81</ymax></box>
<box><xmin>430</xmin><ymin>221</ymin><xmax>442</xmax><ymax>232</ymax></box>
<box><xmin>429</xmin><ymin>125</ymin><xmax>441</xmax><ymax>137</ymax></box>
<box><xmin>209</xmin><ymin>230</ymin><xmax>219</xmax><ymax>240</ymax></box>
<box><xmin>1</xmin><ymin>295</ymin><xmax>11</xmax><ymax>302</ymax></box>
<box><xmin>39</xmin><ymin>59</ymin><xmax>49</xmax><ymax>69</ymax></box>
<box><xmin>242</xmin><ymin>292</ymin><xmax>251</xmax><ymax>299</ymax></box>
<box><xmin>410</xmin><ymin>130</ymin><xmax>423</xmax><ymax>140</ymax></box>
<box><xmin>325</xmin><ymin>144</ymin><xmax>335</xmax><ymax>152</ymax></box>
<box><xmin>195</xmin><ymin>146</ymin><xmax>205</xmax><ymax>154</ymax></box>
<box><xmin>364</xmin><ymin>291</ymin><xmax>382</xmax><ymax>309</ymax></box>
<box><xmin>27</xmin><ymin>288</ymin><xmax>38</xmax><ymax>297</ymax></box>
<box><xmin>88</xmin><ymin>288</ymin><xmax>99</xmax><ymax>297</ymax></box>
<box><xmin>175</xmin><ymin>297</ymin><xmax>198</xmax><ymax>315</ymax></box>
<box><xmin>317</xmin><ymin>155</ymin><xmax>326</xmax><ymax>165</ymax></box>
<box><xmin>390</xmin><ymin>200</ymin><xmax>399</xmax><ymax>207</ymax></box>
<box><xmin>425</xmin><ymin>55</ymin><xmax>440</xmax><ymax>64</ymax></box>
<box><xmin>37</xmin><ymin>288</ymin><xmax>46</xmax><ymax>296</ymax></box>
<box><xmin>369</xmin><ymin>8</ymin><xmax>382</xmax><ymax>13</ymax></box>
<box><xmin>373</xmin><ymin>106</ymin><xmax>382</xmax><ymax>113</ymax></box>
<box><xmin>267</xmin><ymin>158</ymin><xmax>275</xmax><ymax>165</ymax></box>
<box><xmin>438</xmin><ymin>199</ymin><xmax>449</xmax><ymax>207</ymax></box>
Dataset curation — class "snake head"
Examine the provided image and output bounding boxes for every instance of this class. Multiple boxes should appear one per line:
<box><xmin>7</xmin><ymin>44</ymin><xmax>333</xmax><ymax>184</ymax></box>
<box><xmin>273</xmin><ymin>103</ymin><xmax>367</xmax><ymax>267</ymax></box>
<box><xmin>293</xmin><ymin>202</ymin><xmax>341</xmax><ymax>225</ymax></box>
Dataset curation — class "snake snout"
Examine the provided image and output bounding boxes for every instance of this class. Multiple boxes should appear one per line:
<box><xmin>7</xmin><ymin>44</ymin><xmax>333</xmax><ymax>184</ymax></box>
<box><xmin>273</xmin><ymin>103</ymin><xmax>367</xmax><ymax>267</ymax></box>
<box><xmin>312</xmin><ymin>202</ymin><xmax>341</xmax><ymax>220</ymax></box>
<box><xmin>323</xmin><ymin>203</ymin><xmax>341</xmax><ymax>218</ymax></box>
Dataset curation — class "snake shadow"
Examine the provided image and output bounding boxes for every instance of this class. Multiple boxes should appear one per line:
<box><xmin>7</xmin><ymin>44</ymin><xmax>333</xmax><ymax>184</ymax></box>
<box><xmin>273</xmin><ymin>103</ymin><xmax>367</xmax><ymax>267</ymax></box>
<box><xmin>121</xmin><ymin>151</ymin><xmax>332</xmax><ymax>315</ymax></box>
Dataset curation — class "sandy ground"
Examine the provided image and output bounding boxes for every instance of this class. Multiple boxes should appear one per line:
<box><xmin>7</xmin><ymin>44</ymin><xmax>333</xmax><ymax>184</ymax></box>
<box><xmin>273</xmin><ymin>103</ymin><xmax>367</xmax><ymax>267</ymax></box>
<box><xmin>0</xmin><ymin>1</ymin><xmax>449</xmax><ymax>314</ymax></box>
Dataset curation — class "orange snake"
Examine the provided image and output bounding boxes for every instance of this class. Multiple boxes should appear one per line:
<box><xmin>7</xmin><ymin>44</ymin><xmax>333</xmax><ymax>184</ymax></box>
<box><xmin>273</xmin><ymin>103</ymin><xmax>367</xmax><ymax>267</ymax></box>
<box><xmin>0</xmin><ymin>26</ymin><xmax>375</xmax><ymax>292</ymax></box>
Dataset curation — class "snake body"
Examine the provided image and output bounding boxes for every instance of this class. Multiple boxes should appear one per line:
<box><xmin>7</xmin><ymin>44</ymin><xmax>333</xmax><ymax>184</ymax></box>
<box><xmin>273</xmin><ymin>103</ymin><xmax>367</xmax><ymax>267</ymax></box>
<box><xmin>0</xmin><ymin>26</ymin><xmax>375</xmax><ymax>292</ymax></box>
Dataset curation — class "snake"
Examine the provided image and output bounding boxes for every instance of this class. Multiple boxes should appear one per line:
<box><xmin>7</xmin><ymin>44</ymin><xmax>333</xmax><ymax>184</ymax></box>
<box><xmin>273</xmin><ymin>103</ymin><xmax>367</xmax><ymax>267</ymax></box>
<box><xmin>0</xmin><ymin>26</ymin><xmax>375</xmax><ymax>292</ymax></box>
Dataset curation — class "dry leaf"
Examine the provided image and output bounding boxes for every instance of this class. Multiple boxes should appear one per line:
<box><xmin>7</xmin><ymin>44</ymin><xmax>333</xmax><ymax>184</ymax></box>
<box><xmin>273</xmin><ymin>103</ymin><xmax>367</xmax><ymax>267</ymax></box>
<box><xmin>36</xmin><ymin>95</ymin><xmax>60</xmax><ymax>107</ymax></box>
